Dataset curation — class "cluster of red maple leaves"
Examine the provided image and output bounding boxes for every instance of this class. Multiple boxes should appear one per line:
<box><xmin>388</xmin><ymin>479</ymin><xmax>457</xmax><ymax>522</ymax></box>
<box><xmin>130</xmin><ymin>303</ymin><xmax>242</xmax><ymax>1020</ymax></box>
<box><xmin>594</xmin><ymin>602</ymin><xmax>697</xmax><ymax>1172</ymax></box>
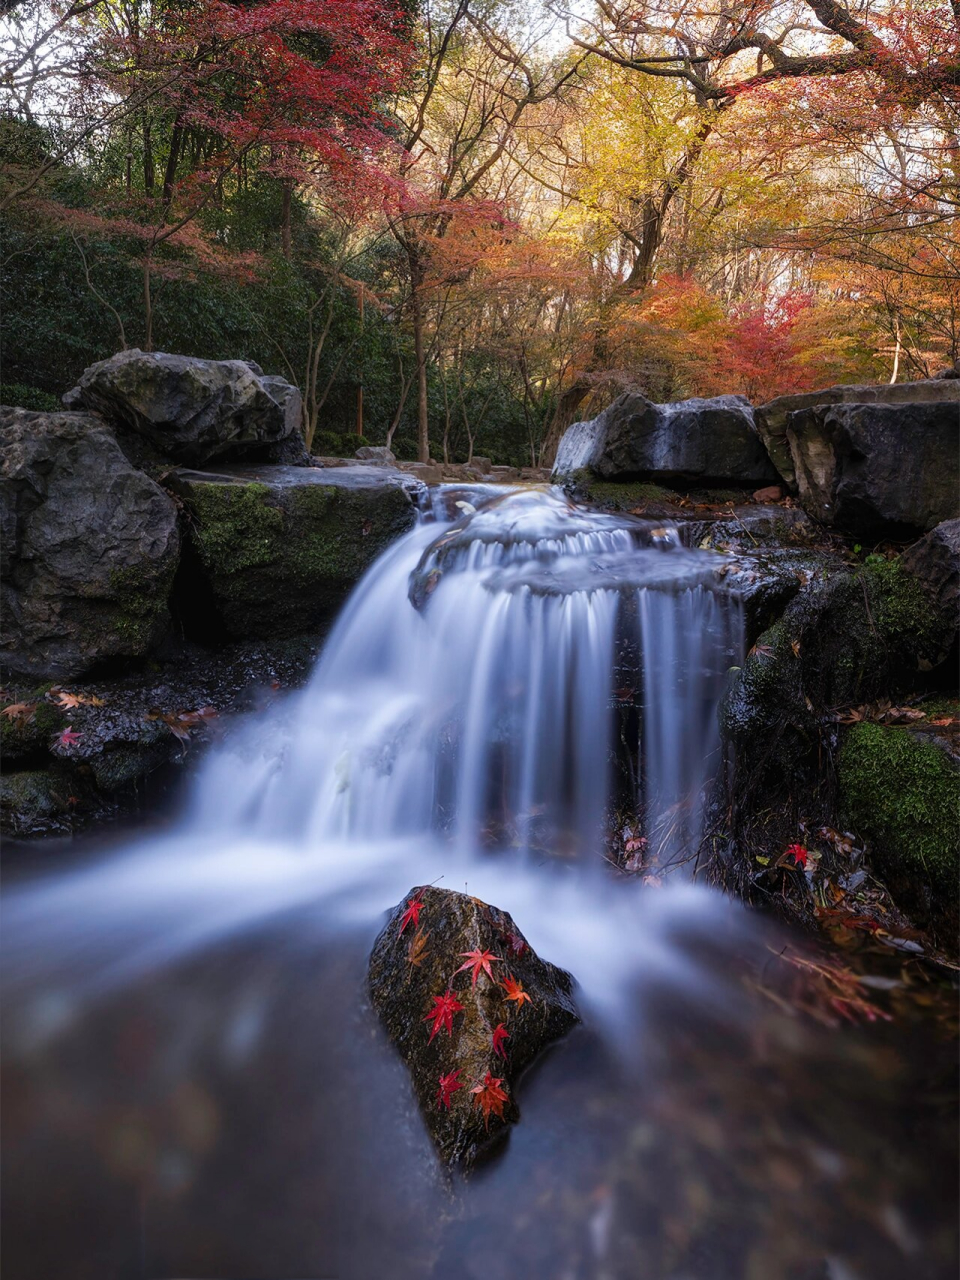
<box><xmin>399</xmin><ymin>892</ymin><xmax>534</xmax><ymax>1129</ymax></box>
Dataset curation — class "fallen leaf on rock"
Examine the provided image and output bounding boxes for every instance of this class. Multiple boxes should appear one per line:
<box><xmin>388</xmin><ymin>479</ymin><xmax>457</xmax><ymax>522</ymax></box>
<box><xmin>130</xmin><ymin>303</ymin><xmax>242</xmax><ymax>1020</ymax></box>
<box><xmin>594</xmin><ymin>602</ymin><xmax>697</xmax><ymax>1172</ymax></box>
<box><xmin>492</xmin><ymin>1023</ymin><xmax>510</xmax><ymax>1060</ymax></box>
<box><xmin>471</xmin><ymin>1072</ymin><xmax>508</xmax><ymax>1129</ymax></box>
<box><xmin>398</xmin><ymin>892</ymin><xmax>425</xmax><ymax>936</ymax></box>
<box><xmin>406</xmin><ymin>927</ymin><xmax>430</xmax><ymax>967</ymax></box>
<box><xmin>456</xmin><ymin>948</ymin><xmax>499</xmax><ymax>988</ymax></box>
<box><xmin>56</xmin><ymin>726</ymin><xmax>82</xmax><ymax>748</ymax></box>
<box><xmin>501</xmin><ymin>975</ymin><xmax>533</xmax><ymax>1008</ymax></box>
<box><xmin>53</xmin><ymin>690</ymin><xmax>104</xmax><ymax>709</ymax></box>
<box><xmin>2</xmin><ymin>702</ymin><xmax>36</xmax><ymax>723</ymax></box>
<box><xmin>436</xmin><ymin>1069</ymin><xmax>463</xmax><ymax>1110</ymax></box>
<box><xmin>422</xmin><ymin>990</ymin><xmax>464</xmax><ymax>1042</ymax></box>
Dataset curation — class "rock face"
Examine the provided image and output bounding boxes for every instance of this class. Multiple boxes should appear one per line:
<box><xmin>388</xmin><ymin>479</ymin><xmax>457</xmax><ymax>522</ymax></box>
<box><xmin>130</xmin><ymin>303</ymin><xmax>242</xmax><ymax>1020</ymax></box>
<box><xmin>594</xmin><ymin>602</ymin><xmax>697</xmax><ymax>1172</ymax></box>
<box><xmin>786</xmin><ymin>401</ymin><xmax>959</xmax><ymax>539</ymax></box>
<box><xmin>1</xmin><ymin>408</ymin><xmax>180</xmax><ymax>679</ymax></box>
<box><xmin>756</xmin><ymin>378</ymin><xmax>960</xmax><ymax>490</ymax></box>
<box><xmin>355</xmin><ymin>445</ymin><xmax>396</xmax><ymax>464</ymax></box>
<box><xmin>368</xmin><ymin>886</ymin><xmax>579</xmax><ymax>1165</ymax></box>
<box><xmin>901</xmin><ymin>520</ymin><xmax>959</xmax><ymax>664</ymax></box>
<box><xmin>554</xmin><ymin>392</ymin><xmax>779</xmax><ymax>487</ymax></box>
<box><xmin>172</xmin><ymin>464</ymin><xmax>422</xmax><ymax>638</ymax></box>
<box><xmin>63</xmin><ymin>349</ymin><xmax>305</xmax><ymax>466</ymax></box>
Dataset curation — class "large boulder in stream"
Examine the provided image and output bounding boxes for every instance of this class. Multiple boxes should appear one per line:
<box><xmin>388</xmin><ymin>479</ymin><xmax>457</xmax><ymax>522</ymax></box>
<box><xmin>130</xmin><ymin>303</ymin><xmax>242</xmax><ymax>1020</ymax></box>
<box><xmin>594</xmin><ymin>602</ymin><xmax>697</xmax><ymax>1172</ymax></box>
<box><xmin>0</xmin><ymin>407</ymin><xmax>180</xmax><ymax>680</ymax></box>
<box><xmin>784</xmin><ymin>401</ymin><xmax>959</xmax><ymax>540</ymax></box>
<box><xmin>368</xmin><ymin>886</ymin><xmax>579</xmax><ymax>1166</ymax></box>
<box><xmin>553</xmin><ymin>392</ymin><xmax>779</xmax><ymax>488</ymax></box>
<box><xmin>755</xmin><ymin>378</ymin><xmax>960</xmax><ymax>491</ymax></box>
<box><xmin>172</xmin><ymin>464</ymin><xmax>422</xmax><ymax>638</ymax></box>
<box><xmin>63</xmin><ymin>349</ymin><xmax>307</xmax><ymax>466</ymax></box>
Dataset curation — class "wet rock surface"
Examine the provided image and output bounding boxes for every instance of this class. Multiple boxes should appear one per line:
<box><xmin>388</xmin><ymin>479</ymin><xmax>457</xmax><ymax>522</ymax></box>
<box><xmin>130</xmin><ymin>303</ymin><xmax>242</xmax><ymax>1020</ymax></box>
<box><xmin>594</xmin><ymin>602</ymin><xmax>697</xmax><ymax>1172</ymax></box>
<box><xmin>62</xmin><ymin>350</ymin><xmax>304</xmax><ymax>467</ymax></box>
<box><xmin>553</xmin><ymin>392</ymin><xmax>778</xmax><ymax>487</ymax></box>
<box><xmin>1</xmin><ymin>407</ymin><xmax>180</xmax><ymax>680</ymax></box>
<box><xmin>755</xmin><ymin>377</ymin><xmax>960</xmax><ymax>490</ymax></box>
<box><xmin>171</xmin><ymin>464</ymin><xmax>423</xmax><ymax>639</ymax></box>
<box><xmin>368</xmin><ymin>886</ymin><xmax>579</xmax><ymax>1166</ymax></box>
<box><xmin>0</xmin><ymin>635</ymin><xmax>321</xmax><ymax>837</ymax></box>
<box><xmin>786</xmin><ymin>400</ymin><xmax>959</xmax><ymax>539</ymax></box>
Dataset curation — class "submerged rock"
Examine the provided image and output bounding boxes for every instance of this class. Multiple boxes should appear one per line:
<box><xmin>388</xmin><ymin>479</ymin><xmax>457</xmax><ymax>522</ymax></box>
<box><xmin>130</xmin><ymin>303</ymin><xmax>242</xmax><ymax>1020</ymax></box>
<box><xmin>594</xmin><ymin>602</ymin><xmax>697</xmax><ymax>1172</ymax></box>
<box><xmin>63</xmin><ymin>349</ymin><xmax>304</xmax><ymax>466</ymax></box>
<box><xmin>755</xmin><ymin>378</ymin><xmax>960</xmax><ymax>491</ymax></box>
<box><xmin>368</xmin><ymin>886</ymin><xmax>579</xmax><ymax>1165</ymax></box>
<box><xmin>1</xmin><ymin>407</ymin><xmax>180</xmax><ymax>680</ymax></box>
<box><xmin>553</xmin><ymin>393</ymin><xmax>778</xmax><ymax>487</ymax></box>
<box><xmin>172</xmin><ymin>464</ymin><xmax>422</xmax><ymax>638</ymax></box>
<box><xmin>786</xmin><ymin>401</ymin><xmax>959</xmax><ymax>539</ymax></box>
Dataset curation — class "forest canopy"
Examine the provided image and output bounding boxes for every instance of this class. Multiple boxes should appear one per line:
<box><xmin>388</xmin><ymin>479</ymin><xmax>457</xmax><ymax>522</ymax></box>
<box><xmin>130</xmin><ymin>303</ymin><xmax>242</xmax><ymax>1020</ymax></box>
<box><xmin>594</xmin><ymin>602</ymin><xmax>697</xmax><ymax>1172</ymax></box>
<box><xmin>2</xmin><ymin>0</ymin><xmax>957</xmax><ymax>464</ymax></box>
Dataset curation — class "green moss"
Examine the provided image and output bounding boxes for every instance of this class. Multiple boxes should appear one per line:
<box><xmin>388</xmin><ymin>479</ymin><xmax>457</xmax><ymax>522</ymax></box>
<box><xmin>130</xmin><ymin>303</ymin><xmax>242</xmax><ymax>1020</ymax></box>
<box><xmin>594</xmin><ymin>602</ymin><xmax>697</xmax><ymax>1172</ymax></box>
<box><xmin>571</xmin><ymin>474</ymin><xmax>676</xmax><ymax>511</ymax></box>
<box><xmin>108</xmin><ymin>556</ymin><xmax>178</xmax><ymax>649</ymax></box>
<box><xmin>187</xmin><ymin>481</ymin><xmax>286</xmax><ymax>574</ymax></box>
<box><xmin>0</xmin><ymin>769</ymin><xmax>70</xmax><ymax>833</ymax></box>
<box><xmin>0</xmin><ymin>700</ymin><xmax>66</xmax><ymax>764</ymax></box>
<box><xmin>838</xmin><ymin>722</ymin><xmax>960</xmax><ymax>908</ymax></box>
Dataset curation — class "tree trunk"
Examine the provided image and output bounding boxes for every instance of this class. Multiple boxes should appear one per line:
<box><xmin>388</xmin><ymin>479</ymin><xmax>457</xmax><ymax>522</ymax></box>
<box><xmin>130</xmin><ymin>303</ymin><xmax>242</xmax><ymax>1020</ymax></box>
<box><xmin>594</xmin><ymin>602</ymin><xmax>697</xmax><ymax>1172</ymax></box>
<box><xmin>142</xmin><ymin>119</ymin><xmax>154</xmax><ymax>194</ymax></box>
<box><xmin>162</xmin><ymin>122</ymin><xmax>183</xmax><ymax>205</ymax></box>
<box><xmin>280</xmin><ymin>179</ymin><xmax>292</xmax><ymax>259</ymax></box>
<box><xmin>409</xmin><ymin>251</ymin><xmax>430</xmax><ymax>462</ymax></box>
<box><xmin>143</xmin><ymin>250</ymin><xmax>154</xmax><ymax>352</ymax></box>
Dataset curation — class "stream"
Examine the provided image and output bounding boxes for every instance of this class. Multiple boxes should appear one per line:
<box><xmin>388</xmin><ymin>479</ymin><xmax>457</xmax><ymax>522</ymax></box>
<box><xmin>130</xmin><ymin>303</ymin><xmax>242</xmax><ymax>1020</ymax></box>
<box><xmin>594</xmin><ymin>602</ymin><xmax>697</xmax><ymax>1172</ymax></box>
<box><xmin>2</xmin><ymin>486</ymin><xmax>957</xmax><ymax>1280</ymax></box>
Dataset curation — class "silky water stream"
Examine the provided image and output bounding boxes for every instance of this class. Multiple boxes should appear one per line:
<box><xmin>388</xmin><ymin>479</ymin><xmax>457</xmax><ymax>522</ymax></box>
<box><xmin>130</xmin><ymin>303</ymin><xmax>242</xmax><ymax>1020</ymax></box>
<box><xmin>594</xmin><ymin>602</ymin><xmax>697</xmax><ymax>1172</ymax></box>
<box><xmin>2</xmin><ymin>486</ymin><xmax>956</xmax><ymax>1280</ymax></box>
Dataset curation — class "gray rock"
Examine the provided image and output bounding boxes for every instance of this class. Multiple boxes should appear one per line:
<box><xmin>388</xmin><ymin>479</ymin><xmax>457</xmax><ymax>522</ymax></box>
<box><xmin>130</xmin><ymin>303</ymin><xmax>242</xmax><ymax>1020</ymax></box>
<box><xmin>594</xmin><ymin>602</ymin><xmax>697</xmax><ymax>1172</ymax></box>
<box><xmin>63</xmin><ymin>349</ymin><xmax>304</xmax><ymax>466</ymax></box>
<box><xmin>787</xmin><ymin>401</ymin><xmax>959</xmax><ymax>538</ymax></box>
<box><xmin>901</xmin><ymin>519</ymin><xmax>960</xmax><ymax>663</ymax></box>
<box><xmin>1</xmin><ymin>408</ymin><xmax>180</xmax><ymax>680</ymax></box>
<box><xmin>368</xmin><ymin>885</ymin><xmax>579</xmax><ymax>1165</ymax></box>
<box><xmin>171</xmin><ymin>464</ymin><xmax>423</xmax><ymax>638</ymax></box>
<box><xmin>398</xmin><ymin>461</ymin><xmax>443</xmax><ymax>485</ymax></box>
<box><xmin>355</xmin><ymin>445</ymin><xmax>396</xmax><ymax>464</ymax></box>
<box><xmin>0</xmin><ymin>769</ymin><xmax>73</xmax><ymax>834</ymax></box>
<box><xmin>554</xmin><ymin>393</ymin><xmax>778</xmax><ymax>487</ymax></box>
<box><xmin>756</xmin><ymin>379</ymin><xmax>960</xmax><ymax>490</ymax></box>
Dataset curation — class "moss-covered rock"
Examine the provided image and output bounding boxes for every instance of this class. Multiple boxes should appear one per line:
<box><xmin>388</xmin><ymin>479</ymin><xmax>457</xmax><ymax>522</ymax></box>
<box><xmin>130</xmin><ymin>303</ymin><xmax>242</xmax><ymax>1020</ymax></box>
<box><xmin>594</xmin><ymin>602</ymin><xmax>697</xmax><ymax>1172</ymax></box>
<box><xmin>0</xmin><ymin>768</ymin><xmax>73</xmax><ymax>834</ymax></box>
<box><xmin>720</xmin><ymin>554</ymin><xmax>953</xmax><ymax>840</ymax></box>
<box><xmin>171</xmin><ymin>464</ymin><xmax>422</xmax><ymax>638</ymax></box>
<box><xmin>0</xmin><ymin>697</ymin><xmax>66</xmax><ymax>766</ymax></box>
<box><xmin>838</xmin><ymin>721</ymin><xmax>959</xmax><ymax>928</ymax></box>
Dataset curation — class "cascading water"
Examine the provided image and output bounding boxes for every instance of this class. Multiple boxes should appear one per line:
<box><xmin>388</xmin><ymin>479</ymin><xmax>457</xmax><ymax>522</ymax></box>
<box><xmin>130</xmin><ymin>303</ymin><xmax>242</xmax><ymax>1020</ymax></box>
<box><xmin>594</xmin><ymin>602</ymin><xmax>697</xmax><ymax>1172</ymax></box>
<box><xmin>189</xmin><ymin>486</ymin><xmax>741</xmax><ymax>866</ymax></box>
<box><xmin>3</xmin><ymin>485</ymin><xmax>954</xmax><ymax>1280</ymax></box>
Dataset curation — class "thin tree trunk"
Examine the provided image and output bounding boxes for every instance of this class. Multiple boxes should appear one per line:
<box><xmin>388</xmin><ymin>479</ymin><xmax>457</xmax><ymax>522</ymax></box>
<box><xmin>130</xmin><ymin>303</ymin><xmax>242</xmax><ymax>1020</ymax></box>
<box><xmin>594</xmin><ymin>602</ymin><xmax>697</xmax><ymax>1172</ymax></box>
<box><xmin>411</xmin><ymin>275</ymin><xmax>430</xmax><ymax>462</ymax></box>
<box><xmin>143</xmin><ymin>249</ymin><xmax>154</xmax><ymax>351</ymax></box>
<box><xmin>142</xmin><ymin>118</ymin><xmax>154</xmax><ymax>194</ymax></box>
<box><xmin>280</xmin><ymin>179</ymin><xmax>292</xmax><ymax>259</ymax></box>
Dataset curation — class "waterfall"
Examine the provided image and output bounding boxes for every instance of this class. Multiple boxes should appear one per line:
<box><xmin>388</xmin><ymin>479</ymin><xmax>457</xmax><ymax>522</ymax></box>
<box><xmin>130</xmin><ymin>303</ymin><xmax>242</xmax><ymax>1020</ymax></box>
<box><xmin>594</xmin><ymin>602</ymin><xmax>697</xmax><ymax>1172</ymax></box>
<box><xmin>189</xmin><ymin>486</ymin><xmax>742</xmax><ymax>869</ymax></box>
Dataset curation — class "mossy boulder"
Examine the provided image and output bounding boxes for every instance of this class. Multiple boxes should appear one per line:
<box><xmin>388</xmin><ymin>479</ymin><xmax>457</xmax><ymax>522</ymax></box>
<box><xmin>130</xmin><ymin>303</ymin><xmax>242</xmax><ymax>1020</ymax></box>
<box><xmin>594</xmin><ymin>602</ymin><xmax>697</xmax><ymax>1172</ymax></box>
<box><xmin>0</xmin><ymin>768</ymin><xmax>74</xmax><ymax>834</ymax></box>
<box><xmin>172</xmin><ymin>464</ymin><xmax>422</xmax><ymax>638</ymax></box>
<box><xmin>368</xmin><ymin>886</ymin><xmax>579</xmax><ymax>1166</ymax></box>
<box><xmin>838</xmin><ymin>721</ymin><xmax>959</xmax><ymax>930</ymax></box>
<box><xmin>721</xmin><ymin>555</ymin><xmax>952</xmax><ymax>830</ymax></box>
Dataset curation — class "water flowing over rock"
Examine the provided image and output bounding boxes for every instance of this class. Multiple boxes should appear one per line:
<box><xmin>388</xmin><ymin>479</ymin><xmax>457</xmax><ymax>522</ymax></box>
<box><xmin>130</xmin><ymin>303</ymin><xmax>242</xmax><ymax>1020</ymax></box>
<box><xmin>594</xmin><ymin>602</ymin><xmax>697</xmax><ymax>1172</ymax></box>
<box><xmin>0</xmin><ymin>407</ymin><xmax>180</xmax><ymax>679</ymax></box>
<box><xmin>553</xmin><ymin>392</ymin><xmax>779</xmax><ymax>488</ymax></box>
<box><xmin>171</xmin><ymin>464</ymin><xmax>422</xmax><ymax>639</ymax></box>
<box><xmin>755</xmin><ymin>379</ymin><xmax>960</xmax><ymax>491</ymax></box>
<box><xmin>368</xmin><ymin>885</ymin><xmax>579</xmax><ymax>1165</ymax></box>
<box><xmin>62</xmin><ymin>349</ymin><xmax>304</xmax><ymax>466</ymax></box>
<box><xmin>193</xmin><ymin>487</ymin><xmax>742</xmax><ymax>871</ymax></box>
<box><xmin>786</xmin><ymin>401</ymin><xmax>959</xmax><ymax>538</ymax></box>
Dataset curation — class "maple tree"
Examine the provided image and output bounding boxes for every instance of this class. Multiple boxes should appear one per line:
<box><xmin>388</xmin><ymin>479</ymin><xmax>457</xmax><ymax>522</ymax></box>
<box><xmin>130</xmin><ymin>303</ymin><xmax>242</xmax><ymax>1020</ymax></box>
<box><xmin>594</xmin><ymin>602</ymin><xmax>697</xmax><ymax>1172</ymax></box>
<box><xmin>422</xmin><ymin>989</ymin><xmax>464</xmax><ymax>1042</ymax></box>
<box><xmin>470</xmin><ymin>1071</ymin><xmax>509</xmax><ymax>1128</ymax></box>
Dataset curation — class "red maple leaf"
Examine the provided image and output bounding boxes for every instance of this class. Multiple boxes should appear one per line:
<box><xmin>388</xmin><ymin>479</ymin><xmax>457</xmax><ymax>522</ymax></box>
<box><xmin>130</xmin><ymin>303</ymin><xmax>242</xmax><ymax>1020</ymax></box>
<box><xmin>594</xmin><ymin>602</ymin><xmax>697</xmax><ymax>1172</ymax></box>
<box><xmin>398</xmin><ymin>892</ymin><xmax>425</xmax><ymax>935</ymax></box>
<box><xmin>471</xmin><ymin>1072</ymin><xmax>509</xmax><ymax>1129</ymax></box>
<box><xmin>56</xmin><ymin>726</ymin><xmax>82</xmax><ymax>749</ymax></box>
<box><xmin>422</xmin><ymin>990</ymin><xmax>464</xmax><ymax>1042</ymax></box>
<box><xmin>455</xmin><ymin>947</ymin><xmax>499</xmax><ymax>987</ymax></box>
<box><xmin>499</xmin><ymin>928</ymin><xmax>529</xmax><ymax>957</ymax></box>
<box><xmin>785</xmin><ymin>843</ymin><xmax>809</xmax><ymax>869</ymax></box>
<box><xmin>501</xmin><ymin>975</ymin><xmax>533</xmax><ymax>1008</ymax></box>
<box><xmin>491</xmin><ymin>1022</ymin><xmax>510</xmax><ymax>1060</ymax></box>
<box><xmin>436</xmin><ymin>1069</ymin><xmax>463</xmax><ymax>1110</ymax></box>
